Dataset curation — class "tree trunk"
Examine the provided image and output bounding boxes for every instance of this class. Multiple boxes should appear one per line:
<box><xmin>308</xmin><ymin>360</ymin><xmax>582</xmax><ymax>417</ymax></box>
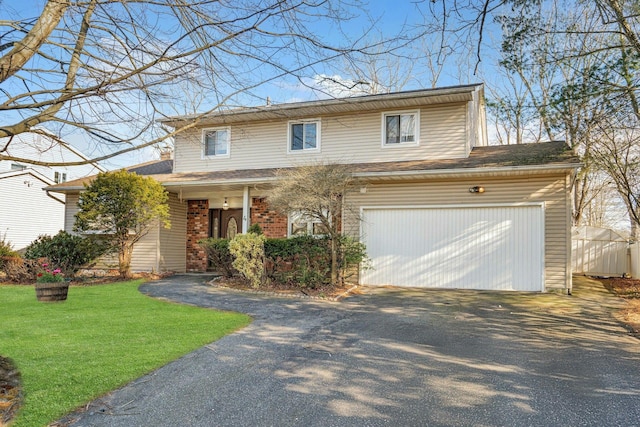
<box><xmin>330</xmin><ymin>236</ymin><xmax>339</xmax><ymax>286</ymax></box>
<box><xmin>118</xmin><ymin>243</ymin><xmax>133</xmax><ymax>279</ymax></box>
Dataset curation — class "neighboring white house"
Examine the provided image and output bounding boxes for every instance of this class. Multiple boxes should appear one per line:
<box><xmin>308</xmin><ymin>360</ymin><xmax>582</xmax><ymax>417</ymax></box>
<box><xmin>0</xmin><ymin>131</ymin><xmax>105</xmax><ymax>250</ymax></box>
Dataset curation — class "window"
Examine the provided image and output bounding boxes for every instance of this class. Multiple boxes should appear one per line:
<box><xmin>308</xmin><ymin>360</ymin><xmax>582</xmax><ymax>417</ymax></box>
<box><xmin>288</xmin><ymin>120</ymin><xmax>320</xmax><ymax>152</ymax></box>
<box><xmin>382</xmin><ymin>111</ymin><xmax>419</xmax><ymax>146</ymax></box>
<box><xmin>10</xmin><ymin>163</ymin><xmax>26</xmax><ymax>171</ymax></box>
<box><xmin>202</xmin><ymin>128</ymin><xmax>230</xmax><ymax>158</ymax></box>
<box><xmin>289</xmin><ymin>212</ymin><xmax>328</xmax><ymax>236</ymax></box>
<box><xmin>54</xmin><ymin>172</ymin><xmax>67</xmax><ymax>183</ymax></box>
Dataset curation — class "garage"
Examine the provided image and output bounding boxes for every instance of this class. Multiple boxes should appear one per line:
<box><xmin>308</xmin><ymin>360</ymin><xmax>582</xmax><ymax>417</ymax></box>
<box><xmin>360</xmin><ymin>204</ymin><xmax>544</xmax><ymax>291</ymax></box>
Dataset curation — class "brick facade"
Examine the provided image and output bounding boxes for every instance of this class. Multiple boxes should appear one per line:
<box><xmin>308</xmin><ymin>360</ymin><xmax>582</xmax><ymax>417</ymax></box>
<box><xmin>251</xmin><ymin>197</ymin><xmax>288</xmax><ymax>238</ymax></box>
<box><xmin>186</xmin><ymin>199</ymin><xmax>209</xmax><ymax>271</ymax></box>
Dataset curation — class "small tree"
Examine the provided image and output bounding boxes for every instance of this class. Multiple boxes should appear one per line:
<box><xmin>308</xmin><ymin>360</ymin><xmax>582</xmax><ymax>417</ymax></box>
<box><xmin>229</xmin><ymin>233</ymin><xmax>266</xmax><ymax>288</ymax></box>
<box><xmin>74</xmin><ymin>170</ymin><xmax>170</xmax><ymax>278</ymax></box>
<box><xmin>267</xmin><ymin>163</ymin><xmax>362</xmax><ymax>286</ymax></box>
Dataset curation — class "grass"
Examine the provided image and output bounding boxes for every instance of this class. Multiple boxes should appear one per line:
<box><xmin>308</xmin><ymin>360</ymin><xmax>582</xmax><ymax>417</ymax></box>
<box><xmin>0</xmin><ymin>280</ymin><xmax>251</xmax><ymax>427</ymax></box>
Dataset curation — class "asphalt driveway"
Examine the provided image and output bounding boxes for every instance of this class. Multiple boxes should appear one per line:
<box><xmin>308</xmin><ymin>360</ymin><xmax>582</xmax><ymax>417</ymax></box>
<box><xmin>61</xmin><ymin>276</ymin><xmax>640</xmax><ymax>427</ymax></box>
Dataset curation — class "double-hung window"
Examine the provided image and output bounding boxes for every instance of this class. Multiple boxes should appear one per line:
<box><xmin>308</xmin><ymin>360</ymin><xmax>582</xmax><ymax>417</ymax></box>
<box><xmin>202</xmin><ymin>128</ymin><xmax>230</xmax><ymax>158</ymax></box>
<box><xmin>382</xmin><ymin>111</ymin><xmax>419</xmax><ymax>146</ymax></box>
<box><xmin>289</xmin><ymin>211</ymin><xmax>329</xmax><ymax>236</ymax></box>
<box><xmin>288</xmin><ymin>120</ymin><xmax>320</xmax><ymax>152</ymax></box>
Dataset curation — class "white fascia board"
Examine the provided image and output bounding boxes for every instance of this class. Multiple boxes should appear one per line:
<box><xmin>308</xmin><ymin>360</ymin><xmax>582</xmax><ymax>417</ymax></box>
<box><xmin>161</xmin><ymin>176</ymin><xmax>278</xmax><ymax>188</ymax></box>
<box><xmin>0</xmin><ymin>168</ymin><xmax>55</xmax><ymax>185</ymax></box>
<box><xmin>353</xmin><ymin>163</ymin><xmax>582</xmax><ymax>179</ymax></box>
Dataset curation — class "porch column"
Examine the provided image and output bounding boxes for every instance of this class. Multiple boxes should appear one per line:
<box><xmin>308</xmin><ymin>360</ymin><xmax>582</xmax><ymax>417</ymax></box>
<box><xmin>242</xmin><ymin>186</ymin><xmax>250</xmax><ymax>233</ymax></box>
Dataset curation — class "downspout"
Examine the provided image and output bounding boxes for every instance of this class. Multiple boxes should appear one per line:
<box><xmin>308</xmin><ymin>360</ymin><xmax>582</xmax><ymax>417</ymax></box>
<box><xmin>45</xmin><ymin>190</ymin><xmax>65</xmax><ymax>204</ymax></box>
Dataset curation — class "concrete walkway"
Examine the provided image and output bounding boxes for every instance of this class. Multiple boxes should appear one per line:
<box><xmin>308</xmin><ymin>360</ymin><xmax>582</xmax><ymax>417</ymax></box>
<box><xmin>61</xmin><ymin>275</ymin><xmax>640</xmax><ymax>426</ymax></box>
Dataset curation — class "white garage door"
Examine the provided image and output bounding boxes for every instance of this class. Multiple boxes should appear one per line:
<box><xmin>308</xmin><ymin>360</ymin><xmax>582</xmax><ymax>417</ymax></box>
<box><xmin>361</xmin><ymin>205</ymin><xmax>544</xmax><ymax>291</ymax></box>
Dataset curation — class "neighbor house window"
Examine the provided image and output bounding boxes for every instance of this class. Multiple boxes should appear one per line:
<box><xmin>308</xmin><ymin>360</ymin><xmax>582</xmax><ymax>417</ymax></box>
<box><xmin>10</xmin><ymin>163</ymin><xmax>26</xmax><ymax>171</ymax></box>
<box><xmin>202</xmin><ymin>128</ymin><xmax>230</xmax><ymax>158</ymax></box>
<box><xmin>288</xmin><ymin>120</ymin><xmax>320</xmax><ymax>152</ymax></box>
<box><xmin>382</xmin><ymin>111</ymin><xmax>419</xmax><ymax>146</ymax></box>
<box><xmin>54</xmin><ymin>172</ymin><xmax>67</xmax><ymax>183</ymax></box>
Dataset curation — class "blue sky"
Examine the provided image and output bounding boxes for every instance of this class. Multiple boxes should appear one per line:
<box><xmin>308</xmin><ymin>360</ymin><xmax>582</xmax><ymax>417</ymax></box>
<box><xmin>3</xmin><ymin>0</ymin><xmax>502</xmax><ymax>169</ymax></box>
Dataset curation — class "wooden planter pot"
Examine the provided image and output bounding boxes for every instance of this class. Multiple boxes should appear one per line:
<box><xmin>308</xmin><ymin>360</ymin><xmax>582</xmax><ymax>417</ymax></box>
<box><xmin>35</xmin><ymin>282</ymin><xmax>69</xmax><ymax>302</ymax></box>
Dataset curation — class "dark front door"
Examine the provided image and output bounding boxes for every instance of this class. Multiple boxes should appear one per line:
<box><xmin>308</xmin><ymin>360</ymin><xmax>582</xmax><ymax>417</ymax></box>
<box><xmin>210</xmin><ymin>208</ymin><xmax>243</xmax><ymax>239</ymax></box>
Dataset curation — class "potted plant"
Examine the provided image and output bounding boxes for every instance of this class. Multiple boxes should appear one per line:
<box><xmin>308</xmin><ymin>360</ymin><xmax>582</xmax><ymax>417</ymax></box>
<box><xmin>35</xmin><ymin>263</ymin><xmax>69</xmax><ymax>302</ymax></box>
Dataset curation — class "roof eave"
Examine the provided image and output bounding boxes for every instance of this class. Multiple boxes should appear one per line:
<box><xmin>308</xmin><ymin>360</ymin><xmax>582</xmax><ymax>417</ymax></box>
<box><xmin>161</xmin><ymin>176</ymin><xmax>278</xmax><ymax>187</ymax></box>
<box><xmin>160</xmin><ymin>84</ymin><xmax>484</xmax><ymax>126</ymax></box>
<box><xmin>353</xmin><ymin>163</ymin><xmax>582</xmax><ymax>179</ymax></box>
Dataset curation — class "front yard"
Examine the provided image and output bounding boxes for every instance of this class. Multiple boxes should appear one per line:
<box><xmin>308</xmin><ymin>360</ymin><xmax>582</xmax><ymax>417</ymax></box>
<box><xmin>0</xmin><ymin>280</ymin><xmax>251</xmax><ymax>427</ymax></box>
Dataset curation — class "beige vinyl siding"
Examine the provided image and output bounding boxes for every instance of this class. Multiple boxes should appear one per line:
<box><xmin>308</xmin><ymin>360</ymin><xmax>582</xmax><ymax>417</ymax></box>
<box><xmin>64</xmin><ymin>193</ymin><xmax>80</xmax><ymax>233</ymax></box>
<box><xmin>345</xmin><ymin>174</ymin><xmax>571</xmax><ymax>291</ymax></box>
<box><xmin>173</xmin><ymin>103</ymin><xmax>469</xmax><ymax>173</ymax></box>
<box><xmin>130</xmin><ymin>231</ymin><xmax>159</xmax><ymax>272</ymax></box>
<box><xmin>158</xmin><ymin>194</ymin><xmax>187</xmax><ymax>272</ymax></box>
<box><xmin>63</xmin><ymin>193</ymin><xmax>186</xmax><ymax>273</ymax></box>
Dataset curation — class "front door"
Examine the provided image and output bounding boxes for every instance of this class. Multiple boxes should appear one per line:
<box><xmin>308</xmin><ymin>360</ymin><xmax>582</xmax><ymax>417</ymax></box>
<box><xmin>210</xmin><ymin>208</ymin><xmax>243</xmax><ymax>239</ymax></box>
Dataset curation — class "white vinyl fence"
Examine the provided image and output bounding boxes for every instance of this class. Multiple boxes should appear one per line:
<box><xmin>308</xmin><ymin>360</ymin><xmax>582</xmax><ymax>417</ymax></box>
<box><xmin>572</xmin><ymin>226</ymin><xmax>629</xmax><ymax>277</ymax></box>
<box><xmin>631</xmin><ymin>243</ymin><xmax>640</xmax><ymax>279</ymax></box>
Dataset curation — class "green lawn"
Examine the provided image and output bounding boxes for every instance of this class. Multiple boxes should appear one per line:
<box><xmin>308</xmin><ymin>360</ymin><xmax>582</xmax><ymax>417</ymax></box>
<box><xmin>0</xmin><ymin>280</ymin><xmax>251</xmax><ymax>427</ymax></box>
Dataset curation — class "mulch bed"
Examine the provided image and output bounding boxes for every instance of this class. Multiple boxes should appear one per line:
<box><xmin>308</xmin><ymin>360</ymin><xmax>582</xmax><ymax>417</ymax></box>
<box><xmin>599</xmin><ymin>276</ymin><xmax>640</xmax><ymax>298</ymax></box>
<box><xmin>0</xmin><ymin>357</ymin><xmax>21</xmax><ymax>427</ymax></box>
<box><xmin>210</xmin><ymin>276</ymin><xmax>360</xmax><ymax>300</ymax></box>
<box><xmin>597</xmin><ymin>276</ymin><xmax>640</xmax><ymax>334</ymax></box>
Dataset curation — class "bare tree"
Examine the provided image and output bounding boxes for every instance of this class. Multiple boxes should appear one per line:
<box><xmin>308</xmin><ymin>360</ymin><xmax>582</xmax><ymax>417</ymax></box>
<box><xmin>1</xmin><ymin>0</ymin><xmax>377</xmax><ymax>166</ymax></box>
<box><xmin>591</xmin><ymin>115</ymin><xmax>640</xmax><ymax>240</ymax></box>
<box><xmin>267</xmin><ymin>162</ymin><xmax>362</xmax><ymax>286</ymax></box>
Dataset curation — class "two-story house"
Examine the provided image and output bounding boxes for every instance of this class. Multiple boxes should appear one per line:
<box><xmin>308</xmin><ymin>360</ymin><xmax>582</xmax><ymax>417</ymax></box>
<box><xmin>50</xmin><ymin>84</ymin><xmax>580</xmax><ymax>292</ymax></box>
<box><xmin>0</xmin><ymin>131</ymin><xmax>105</xmax><ymax>250</ymax></box>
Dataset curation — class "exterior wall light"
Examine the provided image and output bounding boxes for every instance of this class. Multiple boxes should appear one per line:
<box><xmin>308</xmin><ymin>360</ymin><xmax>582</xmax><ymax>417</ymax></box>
<box><xmin>469</xmin><ymin>186</ymin><xmax>485</xmax><ymax>193</ymax></box>
<box><xmin>223</xmin><ymin>197</ymin><xmax>229</xmax><ymax>210</ymax></box>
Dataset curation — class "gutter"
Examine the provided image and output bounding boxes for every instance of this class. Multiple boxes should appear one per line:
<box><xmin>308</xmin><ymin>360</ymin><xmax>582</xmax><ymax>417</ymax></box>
<box><xmin>352</xmin><ymin>163</ymin><xmax>582</xmax><ymax>179</ymax></box>
<box><xmin>45</xmin><ymin>190</ymin><xmax>65</xmax><ymax>204</ymax></box>
<box><xmin>161</xmin><ymin>176</ymin><xmax>278</xmax><ymax>188</ymax></box>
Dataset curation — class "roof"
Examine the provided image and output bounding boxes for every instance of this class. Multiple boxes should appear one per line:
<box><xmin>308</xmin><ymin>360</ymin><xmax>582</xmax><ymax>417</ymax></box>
<box><xmin>45</xmin><ymin>159</ymin><xmax>174</xmax><ymax>191</ymax></box>
<box><xmin>0</xmin><ymin>130</ymin><xmax>106</xmax><ymax>172</ymax></box>
<box><xmin>47</xmin><ymin>141</ymin><xmax>579</xmax><ymax>193</ymax></box>
<box><xmin>0</xmin><ymin>168</ymin><xmax>55</xmax><ymax>185</ymax></box>
<box><xmin>160</xmin><ymin>84</ymin><xmax>484</xmax><ymax>127</ymax></box>
<box><xmin>128</xmin><ymin>159</ymin><xmax>173</xmax><ymax>175</ymax></box>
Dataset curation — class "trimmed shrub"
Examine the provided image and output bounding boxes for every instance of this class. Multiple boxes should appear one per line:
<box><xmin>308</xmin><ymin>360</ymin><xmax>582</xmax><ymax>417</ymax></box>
<box><xmin>264</xmin><ymin>235</ymin><xmax>330</xmax><ymax>289</ymax></box>
<box><xmin>24</xmin><ymin>231</ymin><xmax>110</xmax><ymax>277</ymax></box>
<box><xmin>0</xmin><ymin>232</ymin><xmax>18</xmax><ymax>258</ymax></box>
<box><xmin>198</xmin><ymin>238</ymin><xmax>236</xmax><ymax>278</ymax></box>
<box><xmin>0</xmin><ymin>257</ymin><xmax>39</xmax><ymax>283</ymax></box>
<box><xmin>229</xmin><ymin>233</ymin><xmax>266</xmax><ymax>288</ymax></box>
<box><xmin>247</xmin><ymin>223</ymin><xmax>263</xmax><ymax>235</ymax></box>
<box><xmin>263</xmin><ymin>235</ymin><xmax>368</xmax><ymax>288</ymax></box>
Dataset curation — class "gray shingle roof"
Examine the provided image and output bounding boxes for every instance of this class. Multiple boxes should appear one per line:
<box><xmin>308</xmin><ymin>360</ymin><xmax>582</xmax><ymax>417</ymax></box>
<box><xmin>47</xmin><ymin>141</ymin><xmax>579</xmax><ymax>192</ymax></box>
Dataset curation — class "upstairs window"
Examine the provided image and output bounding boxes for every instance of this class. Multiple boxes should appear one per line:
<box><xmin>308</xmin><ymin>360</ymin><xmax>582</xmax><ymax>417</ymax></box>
<box><xmin>289</xmin><ymin>120</ymin><xmax>320</xmax><ymax>152</ymax></box>
<box><xmin>202</xmin><ymin>128</ymin><xmax>230</xmax><ymax>158</ymax></box>
<box><xmin>382</xmin><ymin>111</ymin><xmax>419</xmax><ymax>146</ymax></box>
<box><xmin>10</xmin><ymin>163</ymin><xmax>26</xmax><ymax>171</ymax></box>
